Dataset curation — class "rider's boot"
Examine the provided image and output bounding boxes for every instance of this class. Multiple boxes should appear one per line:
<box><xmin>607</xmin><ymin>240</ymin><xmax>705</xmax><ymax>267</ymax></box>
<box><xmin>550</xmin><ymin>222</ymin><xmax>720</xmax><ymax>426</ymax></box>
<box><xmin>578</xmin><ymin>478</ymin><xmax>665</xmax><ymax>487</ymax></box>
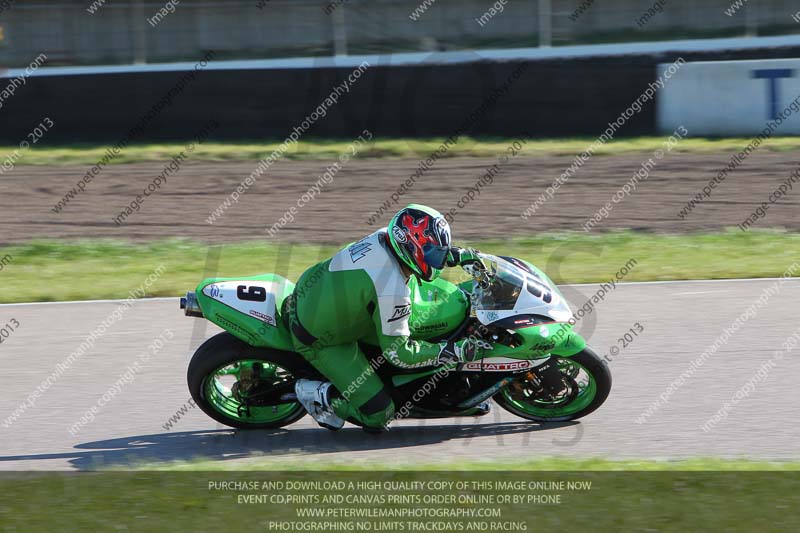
<box><xmin>295</xmin><ymin>379</ymin><xmax>345</xmax><ymax>431</ymax></box>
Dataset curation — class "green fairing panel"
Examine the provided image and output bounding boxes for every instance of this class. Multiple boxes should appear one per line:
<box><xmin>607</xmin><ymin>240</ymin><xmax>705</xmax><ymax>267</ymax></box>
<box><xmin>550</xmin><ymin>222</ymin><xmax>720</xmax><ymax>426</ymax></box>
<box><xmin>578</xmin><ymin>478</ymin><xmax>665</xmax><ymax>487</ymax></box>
<box><xmin>392</xmin><ymin>367</ymin><xmax>447</xmax><ymax>387</ymax></box>
<box><xmin>360</xmin><ymin>277</ymin><xmax>468</xmax><ymax>346</ymax></box>
<box><xmin>195</xmin><ymin>274</ymin><xmax>295</xmax><ymax>351</ymax></box>
<box><xmin>408</xmin><ymin>277</ymin><xmax>469</xmax><ymax>340</ymax></box>
<box><xmin>550</xmin><ymin>330</ymin><xmax>586</xmax><ymax>356</ymax></box>
<box><xmin>507</xmin><ymin>258</ymin><xmax>585</xmax><ymax>358</ymax></box>
<box><xmin>501</xmin><ymin>323</ymin><xmax>586</xmax><ymax>358</ymax></box>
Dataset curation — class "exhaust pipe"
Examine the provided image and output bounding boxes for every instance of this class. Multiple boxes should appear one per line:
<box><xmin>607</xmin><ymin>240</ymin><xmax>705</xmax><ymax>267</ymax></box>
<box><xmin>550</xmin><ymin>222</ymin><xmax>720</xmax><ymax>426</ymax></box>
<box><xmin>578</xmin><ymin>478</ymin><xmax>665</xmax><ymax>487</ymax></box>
<box><xmin>180</xmin><ymin>291</ymin><xmax>204</xmax><ymax>318</ymax></box>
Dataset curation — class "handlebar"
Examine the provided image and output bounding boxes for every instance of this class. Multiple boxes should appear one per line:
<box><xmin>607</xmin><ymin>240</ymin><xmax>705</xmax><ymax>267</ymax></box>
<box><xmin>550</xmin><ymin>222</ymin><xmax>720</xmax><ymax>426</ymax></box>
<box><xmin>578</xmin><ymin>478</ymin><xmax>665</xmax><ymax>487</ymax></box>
<box><xmin>460</xmin><ymin>252</ymin><xmax>493</xmax><ymax>289</ymax></box>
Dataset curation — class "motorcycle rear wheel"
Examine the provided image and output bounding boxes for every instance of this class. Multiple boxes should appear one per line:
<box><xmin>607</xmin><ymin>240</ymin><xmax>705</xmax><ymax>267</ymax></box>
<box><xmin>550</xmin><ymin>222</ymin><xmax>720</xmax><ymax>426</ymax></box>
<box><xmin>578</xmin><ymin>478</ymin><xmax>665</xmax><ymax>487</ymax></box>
<box><xmin>187</xmin><ymin>332</ymin><xmax>309</xmax><ymax>429</ymax></box>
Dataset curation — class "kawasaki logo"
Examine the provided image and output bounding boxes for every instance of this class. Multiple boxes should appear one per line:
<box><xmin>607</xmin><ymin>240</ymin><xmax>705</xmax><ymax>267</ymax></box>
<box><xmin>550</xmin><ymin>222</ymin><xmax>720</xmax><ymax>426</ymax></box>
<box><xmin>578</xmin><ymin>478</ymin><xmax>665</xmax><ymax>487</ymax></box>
<box><xmin>416</xmin><ymin>321</ymin><xmax>447</xmax><ymax>332</ymax></box>
<box><xmin>531</xmin><ymin>341</ymin><xmax>556</xmax><ymax>352</ymax></box>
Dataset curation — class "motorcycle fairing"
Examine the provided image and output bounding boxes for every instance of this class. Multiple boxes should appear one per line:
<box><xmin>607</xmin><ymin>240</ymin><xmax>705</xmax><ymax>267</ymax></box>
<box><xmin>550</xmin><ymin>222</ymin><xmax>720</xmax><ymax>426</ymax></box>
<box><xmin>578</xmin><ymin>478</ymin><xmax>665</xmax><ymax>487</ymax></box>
<box><xmin>196</xmin><ymin>274</ymin><xmax>295</xmax><ymax>351</ymax></box>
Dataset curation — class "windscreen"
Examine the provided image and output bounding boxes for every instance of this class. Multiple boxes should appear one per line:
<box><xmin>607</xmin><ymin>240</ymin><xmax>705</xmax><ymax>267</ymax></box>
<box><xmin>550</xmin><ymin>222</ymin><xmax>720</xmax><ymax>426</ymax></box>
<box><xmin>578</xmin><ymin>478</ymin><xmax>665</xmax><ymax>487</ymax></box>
<box><xmin>473</xmin><ymin>257</ymin><xmax>527</xmax><ymax>311</ymax></box>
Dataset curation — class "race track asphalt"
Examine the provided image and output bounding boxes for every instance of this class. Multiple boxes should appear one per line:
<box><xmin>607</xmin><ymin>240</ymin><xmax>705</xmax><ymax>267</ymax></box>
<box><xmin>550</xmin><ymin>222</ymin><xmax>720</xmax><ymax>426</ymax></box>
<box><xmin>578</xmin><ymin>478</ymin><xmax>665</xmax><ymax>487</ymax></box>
<box><xmin>1</xmin><ymin>278</ymin><xmax>799</xmax><ymax>470</ymax></box>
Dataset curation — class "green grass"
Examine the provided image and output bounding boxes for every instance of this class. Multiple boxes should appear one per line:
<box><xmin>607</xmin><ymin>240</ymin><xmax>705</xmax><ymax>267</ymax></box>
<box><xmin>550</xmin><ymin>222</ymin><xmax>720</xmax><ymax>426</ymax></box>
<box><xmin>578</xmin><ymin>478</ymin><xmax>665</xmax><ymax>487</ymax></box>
<box><xmin>2</xmin><ymin>463</ymin><xmax>799</xmax><ymax>531</ymax></box>
<box><xmin>134</xmin><ymin>456</ymin><xmax>800</xmax><ymax>472</ymax></box>
<box><xmin>6</xmin><ymin>135</ymin><xmax>800</xmax><ymax>166</ymax></box>
<box><xmin>1</xmin><ymin>230</ymin><xmax>798</xmax><ymax>303</ymax></box>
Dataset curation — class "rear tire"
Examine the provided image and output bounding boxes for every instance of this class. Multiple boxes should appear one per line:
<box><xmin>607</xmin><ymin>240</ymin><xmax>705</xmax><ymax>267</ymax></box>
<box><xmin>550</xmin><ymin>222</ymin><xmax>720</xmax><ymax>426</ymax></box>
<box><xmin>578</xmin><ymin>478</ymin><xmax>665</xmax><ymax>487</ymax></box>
<box><xmin>494</xmin><ymin>347</ymin><xmax>611</xmax><ymax>422</ymax></box>
<box><xmin>187</xmin><ymin>332</ymin><xmax>313</xmax><ymax>430</ymax></box>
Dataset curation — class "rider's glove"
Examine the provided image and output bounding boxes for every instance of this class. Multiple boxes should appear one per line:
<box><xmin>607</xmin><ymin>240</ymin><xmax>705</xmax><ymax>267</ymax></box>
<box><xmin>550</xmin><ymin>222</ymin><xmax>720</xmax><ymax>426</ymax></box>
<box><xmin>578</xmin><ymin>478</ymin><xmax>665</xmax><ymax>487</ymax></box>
<box><xmin>437</xmin><ymin>338</ymin><xmax>493</xmax><ymax>365</ymax></box>
<box><xmin>446</xmin><ymin>247</ymin><xmax>483</xmax><ymax>268</ymax></box>
<box><xmin>437</xmin><ymin>339</ymin><xmax>464</xmax><ymax>364</ymax></box>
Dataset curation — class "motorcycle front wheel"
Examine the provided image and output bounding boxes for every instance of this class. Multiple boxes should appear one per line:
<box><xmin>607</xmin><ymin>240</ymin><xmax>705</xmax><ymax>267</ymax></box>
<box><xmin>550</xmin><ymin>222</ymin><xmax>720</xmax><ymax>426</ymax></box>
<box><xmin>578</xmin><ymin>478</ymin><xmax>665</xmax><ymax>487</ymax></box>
<box><xmin>493</xmin><ymin>347</ymin><xmax>611</xmax><ymax>422</ymax></box>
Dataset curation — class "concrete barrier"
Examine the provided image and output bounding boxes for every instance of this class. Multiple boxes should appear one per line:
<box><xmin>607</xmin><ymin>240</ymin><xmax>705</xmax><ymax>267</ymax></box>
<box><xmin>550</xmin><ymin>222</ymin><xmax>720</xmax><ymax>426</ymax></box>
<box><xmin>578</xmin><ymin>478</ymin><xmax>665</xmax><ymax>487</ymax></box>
<box><xmin>658</xmin><ymin>57</ymin><xmax>800</xmax><ymax>135</ymax></box>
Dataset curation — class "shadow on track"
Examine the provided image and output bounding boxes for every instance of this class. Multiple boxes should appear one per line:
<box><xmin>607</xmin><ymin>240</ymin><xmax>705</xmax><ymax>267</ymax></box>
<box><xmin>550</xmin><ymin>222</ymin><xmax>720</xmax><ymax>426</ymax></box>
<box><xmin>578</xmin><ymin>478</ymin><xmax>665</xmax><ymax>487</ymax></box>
<box><xmin>0</xmin><ymin>420</ymin><xmax>577</xmax><ymax>470</ymax></box>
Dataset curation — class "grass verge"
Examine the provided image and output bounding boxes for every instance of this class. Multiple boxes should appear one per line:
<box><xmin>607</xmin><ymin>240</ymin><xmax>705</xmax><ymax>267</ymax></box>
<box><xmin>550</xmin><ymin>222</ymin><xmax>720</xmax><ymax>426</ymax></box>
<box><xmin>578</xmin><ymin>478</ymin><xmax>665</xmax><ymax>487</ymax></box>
<box><xmin>2</xmin><ymin>461</ymin><xmax>799</xmax><ymax>531</ymax></box>
<box><xmin>6</xmin><ymin>135</ymin><xmax>800</xmax><ymax>166</ymax></box>
<box><xmin>1</xmin><ymin>230</ymin><xmax>798</xmax><ymax>303</ymax></box>
<box><xmin>133</xmin><ymin>456</ymin><xmax>800</xmax><ymax>472</ymax></box>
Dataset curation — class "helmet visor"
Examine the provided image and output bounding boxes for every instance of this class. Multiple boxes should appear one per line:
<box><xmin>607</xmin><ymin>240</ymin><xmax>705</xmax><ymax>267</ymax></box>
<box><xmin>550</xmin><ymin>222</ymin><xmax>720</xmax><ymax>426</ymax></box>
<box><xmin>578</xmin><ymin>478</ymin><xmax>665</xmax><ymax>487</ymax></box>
<box><xmin>422</xmin><ymin>243</ymin><xmax>450</xmax><ymax>270</ymax></box>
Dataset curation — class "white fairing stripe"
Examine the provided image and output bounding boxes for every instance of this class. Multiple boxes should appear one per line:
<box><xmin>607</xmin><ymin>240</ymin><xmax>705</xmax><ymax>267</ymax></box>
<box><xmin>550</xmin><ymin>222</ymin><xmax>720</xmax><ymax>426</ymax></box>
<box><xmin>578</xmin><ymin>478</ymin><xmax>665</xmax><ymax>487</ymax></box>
<box><xmin>202</xmin><ymin>281</ymin><xmax>279</xmax><ymax>326</ymax></box>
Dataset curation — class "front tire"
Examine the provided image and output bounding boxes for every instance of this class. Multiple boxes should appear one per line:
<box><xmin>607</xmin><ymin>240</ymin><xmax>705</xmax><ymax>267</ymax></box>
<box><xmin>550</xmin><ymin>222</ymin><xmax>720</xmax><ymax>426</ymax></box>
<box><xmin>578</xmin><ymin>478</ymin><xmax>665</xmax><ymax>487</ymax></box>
<box><xmin>187</xmin><ymin>332</ymin><xmax>311</xmax><ymax>430</ymax></box>
<box><xmin>494</xmin><ymin>347</ymin><xmax>611</xmax><ymax>422</ymax></box>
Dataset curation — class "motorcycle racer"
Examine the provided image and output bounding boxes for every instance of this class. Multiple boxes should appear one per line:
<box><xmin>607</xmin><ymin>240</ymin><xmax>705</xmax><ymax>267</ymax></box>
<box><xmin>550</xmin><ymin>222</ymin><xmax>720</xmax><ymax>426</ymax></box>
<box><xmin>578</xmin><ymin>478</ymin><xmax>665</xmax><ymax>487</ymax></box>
<box><xmin>286</xmin><ymin>204</ymin><xmax>488</xmax><ymax>432</ymax></box>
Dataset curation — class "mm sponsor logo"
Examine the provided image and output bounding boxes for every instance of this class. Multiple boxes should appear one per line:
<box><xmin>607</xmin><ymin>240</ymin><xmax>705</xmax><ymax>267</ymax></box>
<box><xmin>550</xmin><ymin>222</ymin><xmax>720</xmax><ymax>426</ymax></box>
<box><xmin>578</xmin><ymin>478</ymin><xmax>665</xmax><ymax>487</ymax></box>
<box><xmin>387</xmin><ymin>304</ymin><xmax>412</xmax><ymax>323</ymax></box>
<box><xmin>462</xmin><ymin>359</ymin><xmax>536</xmax><ymax>372</ymax></box>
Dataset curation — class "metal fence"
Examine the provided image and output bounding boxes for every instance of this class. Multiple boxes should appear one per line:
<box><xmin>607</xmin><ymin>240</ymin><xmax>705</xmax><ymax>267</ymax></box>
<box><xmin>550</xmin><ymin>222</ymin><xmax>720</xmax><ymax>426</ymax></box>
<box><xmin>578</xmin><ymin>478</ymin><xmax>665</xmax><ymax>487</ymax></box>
<box><xmin>1</xmin><ymin>0</ymin><xmax>800</xmax><ymax>67</ymax></box>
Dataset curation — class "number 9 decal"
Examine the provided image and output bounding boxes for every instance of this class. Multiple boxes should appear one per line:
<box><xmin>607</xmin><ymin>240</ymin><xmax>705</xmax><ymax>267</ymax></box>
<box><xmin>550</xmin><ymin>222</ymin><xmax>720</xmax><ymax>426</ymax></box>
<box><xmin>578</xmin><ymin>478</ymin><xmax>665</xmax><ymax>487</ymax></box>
<box><xmin>237</xmin><ymin>285</ymin><xmax>267</xmax><ymax>302</ymax></box>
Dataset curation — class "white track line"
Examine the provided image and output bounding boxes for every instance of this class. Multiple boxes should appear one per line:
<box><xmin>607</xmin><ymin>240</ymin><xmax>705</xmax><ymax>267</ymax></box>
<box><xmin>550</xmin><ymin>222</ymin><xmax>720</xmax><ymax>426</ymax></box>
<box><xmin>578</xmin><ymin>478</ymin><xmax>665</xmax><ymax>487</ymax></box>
<box><xmin>563</xmin><ymin>277</ymin><xmax>800</xmax><ymax>287</ymax></box>
<box><xmin>1</xmin><ymin>277</ymin><xmax>798</xmax><ymax>306</ymax></box>
<box><xmin>0</xmin><ymin>297</ymin><xmax>178</xmax><ymax>307</ymax></box>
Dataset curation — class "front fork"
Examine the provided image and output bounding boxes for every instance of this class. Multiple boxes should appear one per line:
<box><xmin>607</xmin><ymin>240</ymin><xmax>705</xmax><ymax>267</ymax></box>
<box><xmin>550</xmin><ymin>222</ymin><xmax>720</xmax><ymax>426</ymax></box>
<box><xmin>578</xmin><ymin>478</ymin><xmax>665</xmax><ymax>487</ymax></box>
<box><xmin>455</xmin><ymin>375</ymin><xmax>516</xmax><ymax>410</ymax></box>
<box><xmin>454</xmin><ymin>355</ymin><xmax>566</xmax><ymax>410</ymax></box>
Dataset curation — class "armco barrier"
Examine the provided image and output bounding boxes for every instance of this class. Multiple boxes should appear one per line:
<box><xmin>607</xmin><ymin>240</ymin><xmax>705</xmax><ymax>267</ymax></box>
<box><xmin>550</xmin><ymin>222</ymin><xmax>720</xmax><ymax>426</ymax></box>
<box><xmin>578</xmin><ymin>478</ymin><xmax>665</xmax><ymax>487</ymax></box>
<box><xmin>0</xmin><ymin>58</ymin><xmax>655</xmax><ymax>143</ymax></box>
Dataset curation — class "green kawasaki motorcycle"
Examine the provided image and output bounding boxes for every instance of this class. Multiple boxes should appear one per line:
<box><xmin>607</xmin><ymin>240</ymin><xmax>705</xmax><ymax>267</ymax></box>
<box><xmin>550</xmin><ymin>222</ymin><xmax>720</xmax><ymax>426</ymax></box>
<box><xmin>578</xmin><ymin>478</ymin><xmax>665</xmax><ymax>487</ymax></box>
<box><xmin>180</xmin><ymin>253</ymin><xmax>611</xmax><ymax>429</ymax></box>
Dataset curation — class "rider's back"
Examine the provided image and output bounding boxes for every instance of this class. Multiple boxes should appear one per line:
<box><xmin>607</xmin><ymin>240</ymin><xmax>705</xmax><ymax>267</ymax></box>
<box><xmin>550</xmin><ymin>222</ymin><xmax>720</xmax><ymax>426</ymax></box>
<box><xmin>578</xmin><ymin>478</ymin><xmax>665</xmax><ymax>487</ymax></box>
<box><xmin>293</xmin><ymin>229</ymin><xmax>411</xmax><ymax>346</ymax></box>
